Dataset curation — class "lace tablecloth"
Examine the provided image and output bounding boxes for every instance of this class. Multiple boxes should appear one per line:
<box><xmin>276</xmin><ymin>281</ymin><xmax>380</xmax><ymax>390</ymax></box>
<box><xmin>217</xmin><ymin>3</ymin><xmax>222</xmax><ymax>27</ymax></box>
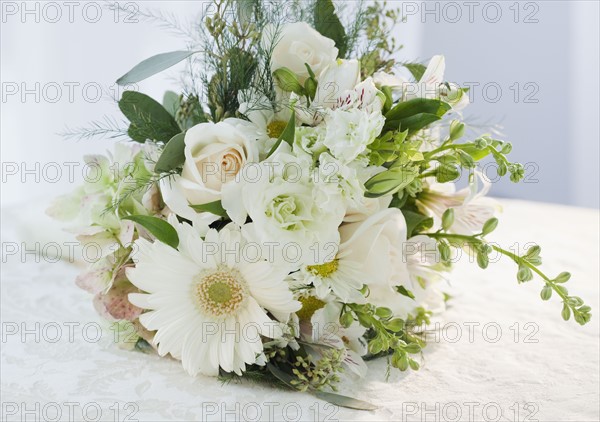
<box><xmin>1</xmin><ymin>199</ymin><xmax>598</xmax><ymax>421</ymax></box>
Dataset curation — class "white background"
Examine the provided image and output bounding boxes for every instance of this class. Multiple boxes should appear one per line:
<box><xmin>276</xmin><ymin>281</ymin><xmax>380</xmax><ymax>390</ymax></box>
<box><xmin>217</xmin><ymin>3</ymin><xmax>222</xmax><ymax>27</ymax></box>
<box><xmin>1</xmin><ymin>0</ymin><xmax>599</xmax><ymax>209</ymax></box>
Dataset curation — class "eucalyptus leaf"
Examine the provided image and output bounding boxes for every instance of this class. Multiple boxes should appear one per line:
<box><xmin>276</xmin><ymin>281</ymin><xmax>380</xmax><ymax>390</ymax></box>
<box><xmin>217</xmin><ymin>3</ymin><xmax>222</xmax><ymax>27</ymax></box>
<box><xmin>155</xmin><ymin>132</ymin><xmax>186</xmax><ymax>173</ymax></box>
<box><xmin>118</xmin><ymin>91</ymin><xmax>181</xmax><ymax>143</ymax></box>
<box><xmin>123</xmin><ymin>215</ymin><xmax>179</xmax><ymax>249</ymax></box>
<box><xmin>117</xmin><ymin>50</ymin><xmax>199</xmax><ymax>85</ymax></box>
<box><xmin>162</xmin><ymin>91</ymin><xmax>180</xmax><ymax>117</ymax></box>
<box><xmin>314</xmin><ymin>391</ymin><xmax>378</xmax><ymax>411</ymax></box>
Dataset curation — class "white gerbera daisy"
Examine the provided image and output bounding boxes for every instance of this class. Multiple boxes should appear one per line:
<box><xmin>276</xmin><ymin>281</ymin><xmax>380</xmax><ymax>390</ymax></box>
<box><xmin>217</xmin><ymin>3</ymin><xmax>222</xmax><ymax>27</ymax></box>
<box><xmin>291</xmin><ymin>243</ymin><xmax>366</xmax><ymax>304</ymax></box>
<box><xmin>127</xmin><ymin>216</ymin><xmax>301</xmax><ymax>377</ymax></box>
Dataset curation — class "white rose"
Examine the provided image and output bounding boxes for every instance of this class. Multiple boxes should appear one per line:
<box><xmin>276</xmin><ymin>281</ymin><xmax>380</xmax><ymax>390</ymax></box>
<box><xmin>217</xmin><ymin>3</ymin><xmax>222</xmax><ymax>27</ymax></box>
<box><xmin>222</xmin><ymin>151</ymin><xmax>346</xmax><ymax>266</ymax></box>
<box><xmin>267</xmin><ymin>22</ymin><xmax>338</xmax><ymax>82</ymax></box>
<box><xmin>340</xmin><ymin>209</ymin><xmax>444</xmax><ymax>318</ymax></box>
<box><xmin>160</xmin><ymin>120</ymin><xmax>258</xmax><ymax>221</ymax></box>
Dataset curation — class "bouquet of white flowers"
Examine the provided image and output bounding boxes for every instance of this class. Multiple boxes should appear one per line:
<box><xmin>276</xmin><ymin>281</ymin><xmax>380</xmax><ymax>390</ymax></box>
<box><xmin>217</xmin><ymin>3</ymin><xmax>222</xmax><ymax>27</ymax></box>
<box><xmin>50</xmin><ymin>0</ymin><xmax>590</xmax><ymax>409</ymax></box>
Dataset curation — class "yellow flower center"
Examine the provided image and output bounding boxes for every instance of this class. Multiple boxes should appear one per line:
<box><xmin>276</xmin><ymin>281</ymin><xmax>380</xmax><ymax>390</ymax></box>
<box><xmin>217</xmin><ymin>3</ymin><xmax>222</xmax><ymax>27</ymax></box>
<box><xmin>306</xmin><ymin>259</ymin><xmax>339</xmax><ymax>278</ymax></box>
<box><xmin>194</xmin><ymin>267</ymin><xmax>248</xmax><ymax>317</ymax></box>
<box><xmin>296</xmin><ymin>296</ymin><xmax>325</xmax><ymax>321</ymax></box>
<box><xmin>267</xmin><ymin>120</ymin><xmax>288</xmax><ymax>139</ymax></box>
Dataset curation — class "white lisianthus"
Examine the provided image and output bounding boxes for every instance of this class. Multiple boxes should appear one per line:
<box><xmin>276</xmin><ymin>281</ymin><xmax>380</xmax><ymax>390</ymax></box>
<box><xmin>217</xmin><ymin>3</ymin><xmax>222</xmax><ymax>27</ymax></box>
<box><xmin>221</xmin><ymin>151</ymin><xmax>346</xmax><ymax>266</ymax></box>
<box><xmin>160</xmin><ymin>120</ymin><xmax>259</xmax><ymax>221</ymax></box>
<box><xmin>323</xmin><ymin>107</ymin><xmax>385</xmax><ymax>164</ymax></box>
<box><xmin>292</xmin><ymin>125</ymin><xmax>328</xmax><ymax>164</ymax></box>
<box><xmin>127</xmin><ymin>216</ymin><xmax>301</xmax><ymax>376</ymax></box>
<box><xmin>266</xmin><ymin>22</ymin><xmax>338</xmax><ymax>82</ymax></box>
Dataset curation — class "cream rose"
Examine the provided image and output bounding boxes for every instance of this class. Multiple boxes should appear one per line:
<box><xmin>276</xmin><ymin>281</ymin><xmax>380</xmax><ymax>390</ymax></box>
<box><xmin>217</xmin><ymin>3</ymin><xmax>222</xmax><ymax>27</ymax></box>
<box><xmin>340</xmin><ymin>208</ymin><xmax>445</xmax><ymax>318</ymax></box>
<box><xmin>161</xmin><ymin>120</ymin><xmax>258</xmax><ymax>221</ymax></box>
<box><xmin>267</xmin><ymin>22</ymin><xmax>338</xmax><ymax>81</ymax></box>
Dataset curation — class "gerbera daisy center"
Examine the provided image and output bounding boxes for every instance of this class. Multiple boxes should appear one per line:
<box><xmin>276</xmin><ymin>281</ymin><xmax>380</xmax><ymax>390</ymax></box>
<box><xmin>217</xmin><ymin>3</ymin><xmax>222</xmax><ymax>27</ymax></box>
<box><xmin>307</xmin><ymin>259</ymin><xmax>339</xmax><ymax>278</ymax></box>
<box><xmin>194</xmin><ymin>268</ymin><xmax>248</xmax><ymax>317</ymax></box>
<box><xmin>267</xmin><ymin>120</ymin><xmax>288</xmax><ymax>139</ymax></box>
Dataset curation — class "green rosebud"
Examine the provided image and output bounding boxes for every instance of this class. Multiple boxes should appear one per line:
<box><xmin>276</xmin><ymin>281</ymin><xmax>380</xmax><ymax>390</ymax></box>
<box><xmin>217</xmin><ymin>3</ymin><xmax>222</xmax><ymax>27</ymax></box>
<box><xmin>540</xmin><ymin>285</ymin><xmax>552</xmax><ymax>300</ymax></box>
<box><xmin>449</xmin><ymin>120</ymin><xmax>465</xmax><ymax>141</ymax></box>
<box><xmin>438</xmin><ymin>242</ymin><xmax>451</xmax><ymax>262</ymax></box>
<box><xmin>561</xmin><ymin>303</ymin><xmax>571</xmax><ymax>321</ymax></box>
<box><xmin>273</xmin><ymin>67</ymin><xmax>305</xmax><ymax>95</ymax></box>
<box><xmin>501</xmin><ymin>142</ymin><xmax>513</xmax><ymax>154</ymax></box>
<box><xmin>517</xmin><ymin>265</ymin><xmax>533</xmax><ymax>282</ymax></box>
<box><xmin>442</xmin><ymin>208</ymin><xmax>455</xmax><ymax>231</ymax></box>
<box><xmin>436</xmin><ymin>164</ymin><xmax>460</xmax><ymax>183</ymax></box>
<box><xmin>477</xmin><ymin>251</ymin><xmax>489</xmax><ymax>269</ymax></box>
<box><xmin>481</xmin><ymin>218</ymin><xmax>499</xmax><ymax>236</ymax></box>
<box><xmin>555</xmin><ymin>272</ymin><xmax>571</xmax><ymax>283</ymax></box>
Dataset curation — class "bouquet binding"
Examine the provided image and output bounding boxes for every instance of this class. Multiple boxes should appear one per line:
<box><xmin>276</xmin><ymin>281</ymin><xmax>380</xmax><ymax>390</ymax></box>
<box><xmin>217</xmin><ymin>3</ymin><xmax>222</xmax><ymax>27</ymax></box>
<box><xmin>50</xmin><ymin>0</ymin><xmax>591</xmax><ymax>409</ymax></box>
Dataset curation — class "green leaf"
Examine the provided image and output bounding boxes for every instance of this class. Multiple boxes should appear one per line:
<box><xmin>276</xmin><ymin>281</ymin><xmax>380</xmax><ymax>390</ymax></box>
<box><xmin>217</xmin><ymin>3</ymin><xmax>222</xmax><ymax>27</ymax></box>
<box><xmin>155</xmin><ymin>132</ymin><xmax>186</xmax><ymax>173</ymax></box>
<box><xmin>314</xmin><ymin>0</ymin><xmax>347</xmax><ymax>58</ymax></box>
<box><xmin>394</xmin><ymin>113</ymin><xmax>444</xmax><ymax>134</ymax></box>
<box><xmin>123</xmin><ymin>215</ymin><xmax>179</xmax><ymax>249</ymax></box>
<box><xmin>190</xmin><ymin>201</ymin><xmax>227</xmax><ymax>218</ymax></box>
<box><xmin>385</xmin><ymin>98</ymin><xmax>451</xmax><ymax>124</ymax></box>
<box><xmin>267</xmin><ymin>113</ymin><xmax>296</xmax><ymax>158</ymax></box>
<box><xmin>314</xmin><ymin>391</ymin><xmax>378</xmax><ymax>411</ymax></box>
<box><xmin>404</xmin><ymin>63</ymin><xmax>427</xmax><ymax>81</ymax></box>
<box><xmin>401</xmin><ymin>209</ymin><xmax>434</xmax><ymax>237</ymax></box>
<box><xmin>162</xmin><ymin>91</ymin><xmax>180</xmax><ymax>117</ymax></box>
<box><xmin>117</xmin><ymin>50</ymin><xmax>198</xmax><ymax>85</ymax></box>
<box><xmin>119</xmin><ymin>91</ymin><xmax>181</xmax><ymax>143</ymax></box>
<box><xmin>396</xmin><ymin>285</ymin><xmax>416</xmax><ymax>300</ymax></box>
<box><xmin>265</xmin><ymin>363</ymin><xmax>297</xmax><ymax>389</ymax></box>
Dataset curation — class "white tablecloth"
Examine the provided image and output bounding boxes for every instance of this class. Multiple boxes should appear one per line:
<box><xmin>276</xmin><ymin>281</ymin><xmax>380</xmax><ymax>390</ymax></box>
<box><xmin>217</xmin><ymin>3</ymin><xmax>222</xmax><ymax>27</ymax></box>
<box><xmin>1</xmin><ymin>200</ymin><xmax>599</xmax><ymax>421</ymax></box>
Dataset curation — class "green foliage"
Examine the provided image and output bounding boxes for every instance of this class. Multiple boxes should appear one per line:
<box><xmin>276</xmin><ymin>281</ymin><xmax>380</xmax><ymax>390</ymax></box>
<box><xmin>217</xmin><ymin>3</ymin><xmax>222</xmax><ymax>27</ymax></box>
<box><xmin>384</xmin><ymin>98</ymin><xmax>452</xmax><ymax>133</ymax></box>
<box><xmin>122</xmin><ymin>215</ymin><xmax>179</xmax><ymax>249</ymax></box>
<box><xmin>347</xmin><ymin>303</ymin><xmax>423</xmax><ymax>372</ymax></box>
<box><xmin>116</xmin><ymin>50</ymin><xmax>198</xmax><ymax>85</ymax></box>
<box><xmin>118</xmin><ymin>91</ymin><xmax>181</xmax><ymax>143</ymax></box>
<box><xmin>155</xmin><ymin>132</ymin><xmax>186</xmax><ymax>173</ymax></box>
<box><xmin>190</xmin><ymin>201</ymin><xmax>228</xmax><ymax>217</ymax></box>
<box><xmin>404</xmin><ymin>62</ymin><xmax>427</xmax><ymax>81</ymax></box>
<box><xmin>267</xmin><ymin>113</ymin><xmax>296</xmax><ymax>158</ymax></box>
<box><xmin>426</xmin><ymin>232</ymin><xmax>592</xmax><ymax>326</ymax></box>
<box><xmin>314</xmin><ymin>0</ymin><xmax>348</xmax><ymax>58</ymax></box>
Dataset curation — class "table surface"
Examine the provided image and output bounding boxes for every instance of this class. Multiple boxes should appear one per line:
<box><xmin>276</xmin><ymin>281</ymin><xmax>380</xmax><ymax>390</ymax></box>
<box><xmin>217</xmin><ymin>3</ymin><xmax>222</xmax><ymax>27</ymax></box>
<box><xmin>1</xmin><ymin>199</ymin><xmax>599</xmax><ymax>422</ymax></box>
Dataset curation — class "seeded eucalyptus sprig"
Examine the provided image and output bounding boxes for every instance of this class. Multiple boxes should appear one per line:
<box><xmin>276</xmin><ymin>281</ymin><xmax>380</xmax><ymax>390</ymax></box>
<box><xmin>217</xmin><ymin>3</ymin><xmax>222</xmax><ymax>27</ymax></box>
<box><xmin>426</xmin><ymin>219</ymin><xmax>592</xmax><ymax>326</ymax></box>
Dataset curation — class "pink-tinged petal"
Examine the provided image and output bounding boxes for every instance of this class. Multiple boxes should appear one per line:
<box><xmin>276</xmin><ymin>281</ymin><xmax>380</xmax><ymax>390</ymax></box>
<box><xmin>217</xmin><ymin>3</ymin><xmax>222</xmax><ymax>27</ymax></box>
<box><xmin>93</xmin><ymin>281</ymin><xmax>143</xmax><ymax>321</ymax></box>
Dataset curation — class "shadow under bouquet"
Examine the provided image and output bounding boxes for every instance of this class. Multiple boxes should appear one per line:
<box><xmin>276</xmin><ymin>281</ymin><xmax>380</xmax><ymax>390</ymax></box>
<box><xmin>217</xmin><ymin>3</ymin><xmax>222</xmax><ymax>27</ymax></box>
<box><xmin>49</xmin><ymin>0</ymin><xmax>591</xmax><ymax>409</ymax></box>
